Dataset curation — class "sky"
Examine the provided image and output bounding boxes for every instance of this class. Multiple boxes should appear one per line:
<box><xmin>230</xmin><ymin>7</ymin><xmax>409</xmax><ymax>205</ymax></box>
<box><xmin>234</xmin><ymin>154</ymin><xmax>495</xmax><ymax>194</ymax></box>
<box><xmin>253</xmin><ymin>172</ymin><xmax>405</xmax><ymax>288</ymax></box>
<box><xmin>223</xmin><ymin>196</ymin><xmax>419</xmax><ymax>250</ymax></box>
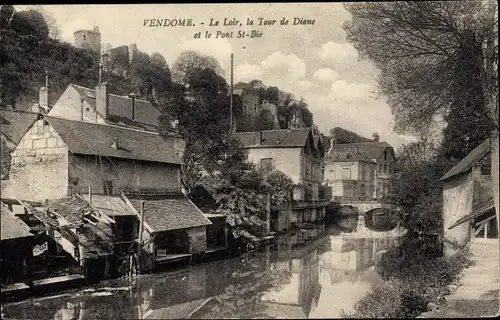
<box><xmin>17</xmin><ymin>4</ymin><xmax>418</xmax><ymax>149</ymax></box>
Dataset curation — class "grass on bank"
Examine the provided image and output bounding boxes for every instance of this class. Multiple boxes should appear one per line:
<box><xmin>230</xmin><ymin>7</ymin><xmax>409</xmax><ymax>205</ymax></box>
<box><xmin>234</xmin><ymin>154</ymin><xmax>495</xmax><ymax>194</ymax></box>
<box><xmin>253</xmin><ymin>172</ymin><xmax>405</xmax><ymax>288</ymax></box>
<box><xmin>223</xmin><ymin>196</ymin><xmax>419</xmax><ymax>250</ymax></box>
<box><xmin>342</xmin><ymin>236</ymin><xmax>474</xmax><ymax>318</ymax></box>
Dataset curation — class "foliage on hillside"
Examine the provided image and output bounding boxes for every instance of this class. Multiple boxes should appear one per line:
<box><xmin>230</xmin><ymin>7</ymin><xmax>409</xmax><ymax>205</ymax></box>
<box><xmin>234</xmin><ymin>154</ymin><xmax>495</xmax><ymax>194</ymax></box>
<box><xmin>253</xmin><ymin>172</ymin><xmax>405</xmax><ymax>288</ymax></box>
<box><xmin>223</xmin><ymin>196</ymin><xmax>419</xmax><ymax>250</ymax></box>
<box><xmin>0</xmin><ymin>6</ymin><xmax>173</xmax><ymax>111</ymax></box>
<box><xmin>330</xmin><ymin>127</ymin><xmax>373</xmax><ymax>144</ymax></box>
<box><xmin>235</xmin><ymin>80</ymin><xmax>314</xmax><ymax>132</ymax></box>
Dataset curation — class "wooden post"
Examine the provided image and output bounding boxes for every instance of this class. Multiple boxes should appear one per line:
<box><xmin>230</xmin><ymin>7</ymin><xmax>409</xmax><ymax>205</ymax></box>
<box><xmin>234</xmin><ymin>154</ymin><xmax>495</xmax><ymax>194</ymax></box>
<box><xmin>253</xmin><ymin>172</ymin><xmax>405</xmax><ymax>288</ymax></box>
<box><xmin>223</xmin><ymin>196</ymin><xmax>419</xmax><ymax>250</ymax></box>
<box><xmin>88</xmin><ymin>186</ymin><xmax>92</xmax><ymax>205</ymax></box>
<box><xmin>137</xmin><ymin>200</ymin><xmax>145</xmax><ymax>273</ymax></box>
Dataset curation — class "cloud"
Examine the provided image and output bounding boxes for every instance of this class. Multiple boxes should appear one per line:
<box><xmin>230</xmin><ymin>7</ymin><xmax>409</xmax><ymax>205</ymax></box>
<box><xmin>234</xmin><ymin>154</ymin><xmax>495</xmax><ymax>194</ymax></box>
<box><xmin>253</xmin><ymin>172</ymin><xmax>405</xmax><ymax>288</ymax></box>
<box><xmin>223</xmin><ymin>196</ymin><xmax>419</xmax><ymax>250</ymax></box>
<box><xmin>329</xmin><ymin>80</ymin><xmax>373</xmax><ymax>99</ymax></box>
<box><xmin>312</xmin><ymin>68</ymin><xmax>338</xmax><ymax>83</ymax></box>
<box><xmin>315</xmin><ymin>41</ymin><xmax>359</xmax><ymax>65</ymax></box>
<box><xmin>234</xmin><ymin>51</ymin><xmax>308</xmax><ymax>92</ymax></box>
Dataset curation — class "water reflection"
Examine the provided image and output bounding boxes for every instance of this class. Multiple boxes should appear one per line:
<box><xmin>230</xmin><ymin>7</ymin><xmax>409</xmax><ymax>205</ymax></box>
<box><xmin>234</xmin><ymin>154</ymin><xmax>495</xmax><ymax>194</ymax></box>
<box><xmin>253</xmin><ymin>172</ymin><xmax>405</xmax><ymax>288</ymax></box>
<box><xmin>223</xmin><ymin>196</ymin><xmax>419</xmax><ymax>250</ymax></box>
<box><xmin>2</xmin><ymin>218</ymin><xmax>404</xmax><ymax>320</ymax></box>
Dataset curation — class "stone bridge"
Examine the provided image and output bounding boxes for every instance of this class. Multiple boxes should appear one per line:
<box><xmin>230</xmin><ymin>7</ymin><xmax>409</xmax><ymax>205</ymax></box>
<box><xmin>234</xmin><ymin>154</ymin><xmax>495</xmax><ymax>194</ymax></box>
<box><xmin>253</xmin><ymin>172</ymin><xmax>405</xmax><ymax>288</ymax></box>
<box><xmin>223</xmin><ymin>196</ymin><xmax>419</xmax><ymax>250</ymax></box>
<box><xmin>336</xmin><ymin>200</ymin><xmax>396</xmax><ymax>216</ymax></box>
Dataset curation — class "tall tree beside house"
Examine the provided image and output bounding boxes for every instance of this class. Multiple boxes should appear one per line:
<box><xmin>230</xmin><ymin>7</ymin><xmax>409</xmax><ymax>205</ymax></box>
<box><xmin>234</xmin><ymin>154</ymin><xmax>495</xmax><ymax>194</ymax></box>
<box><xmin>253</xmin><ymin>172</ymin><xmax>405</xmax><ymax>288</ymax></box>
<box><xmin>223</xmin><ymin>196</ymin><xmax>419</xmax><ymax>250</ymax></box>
<box><xmin>201</xmin><ymin>165</ymin><xmax>270</xmax><ymax>248</ymax></box>
<box><xmin>385</xmin><ymin>138</ymin><xmax>455</xmax><ymax>256</ymax></box>
<box><xmin>158</xmin><ymin>52</ymin><xmax>233</xmax><ymax>193</ymax></box>
<box><xmin>343</xmin><ymin>1</ymin><xmax>499</xmax><ymax>230</ymax></box>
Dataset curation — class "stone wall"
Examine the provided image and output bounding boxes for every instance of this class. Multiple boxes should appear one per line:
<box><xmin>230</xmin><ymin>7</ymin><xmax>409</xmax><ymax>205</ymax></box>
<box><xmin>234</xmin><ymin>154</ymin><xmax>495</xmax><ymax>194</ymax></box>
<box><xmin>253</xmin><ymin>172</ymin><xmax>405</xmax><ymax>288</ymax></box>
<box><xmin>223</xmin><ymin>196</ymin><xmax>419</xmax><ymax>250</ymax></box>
<box><xmin>5</xmin><ymin>119</ymin><xmax>69</xmax><ymax>201</ymax></box>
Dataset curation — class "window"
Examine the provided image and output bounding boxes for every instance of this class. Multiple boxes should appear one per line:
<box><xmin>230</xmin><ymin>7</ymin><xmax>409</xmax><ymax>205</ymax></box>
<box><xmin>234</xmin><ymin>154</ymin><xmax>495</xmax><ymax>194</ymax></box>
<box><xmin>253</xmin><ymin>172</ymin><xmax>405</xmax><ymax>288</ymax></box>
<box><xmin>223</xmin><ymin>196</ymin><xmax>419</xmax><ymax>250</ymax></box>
<box><xmin>384</xmin><ymin>150</ymin><xmax>387</xmax><ymax>160</ymax></box>
<box><xmin>342</xmin><ymin>167</ymin><xmax>351</xmax><ymax>180</ymax></box>
<box><xmin>103</xmin><ymin>180</ymin><xmax>113</xmax><ymax>194</ymax></box>
<box><xmin>260</xmin><ymin>158</ymin><xmax>273</xmax><ymax>171</ymax></box>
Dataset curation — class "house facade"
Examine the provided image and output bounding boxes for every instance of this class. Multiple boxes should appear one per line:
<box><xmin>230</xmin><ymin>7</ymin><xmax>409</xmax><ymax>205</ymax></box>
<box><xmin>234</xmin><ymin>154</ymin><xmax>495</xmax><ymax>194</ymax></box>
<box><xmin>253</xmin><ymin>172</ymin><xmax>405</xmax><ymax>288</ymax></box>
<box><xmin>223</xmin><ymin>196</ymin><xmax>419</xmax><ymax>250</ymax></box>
<box><xmin>440</xmin><ymin>139</ymin><xmax>497</xmax><ymax>257</ymax></box>
<box><xmin>324</xmin><ymin>148</ymin><xmax>377</xmax><ymax>200</ymax></box>
<box><xmin>325</xmin><ymin>141</ymin><xmax>396</xmax><ymax>199</ymax></box>
<box><xmin>234</xmin><ymin>127</ymin><xmax>330</xmax><ymax>232</ymax></box>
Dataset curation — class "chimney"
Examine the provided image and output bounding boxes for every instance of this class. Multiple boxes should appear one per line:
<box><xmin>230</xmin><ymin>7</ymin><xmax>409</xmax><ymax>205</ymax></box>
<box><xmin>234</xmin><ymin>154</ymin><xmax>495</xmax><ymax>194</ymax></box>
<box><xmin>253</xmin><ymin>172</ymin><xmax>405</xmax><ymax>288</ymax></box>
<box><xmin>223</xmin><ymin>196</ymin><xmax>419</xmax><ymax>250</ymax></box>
<box><xmin>39</xmin><ymin>87</ymin><xmax>48</xmax><ymax>112</ymax></box>
<box><xmin>255</xmin><ymin>131</ymin><xmax>263</xmax><ymax>145</ymax></box>
<box><xmin>80</xmin><ymin>97</ymin><xmax>85</xmax><ymax>121</ymax></box>
<box><xmin>96</xmin><ymin>83</ymin><xmax>109</xmax><ymax>120</ymax></box>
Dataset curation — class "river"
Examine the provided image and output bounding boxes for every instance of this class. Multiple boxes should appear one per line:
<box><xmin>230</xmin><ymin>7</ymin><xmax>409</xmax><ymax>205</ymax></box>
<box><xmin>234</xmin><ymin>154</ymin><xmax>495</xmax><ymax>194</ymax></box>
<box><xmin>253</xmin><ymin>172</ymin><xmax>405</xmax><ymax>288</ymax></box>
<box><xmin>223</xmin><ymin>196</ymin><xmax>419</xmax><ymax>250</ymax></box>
<box><xmin>1</xmin><ymin>216</ymin><xmax>406</xmax><ymax>319</ymax></box>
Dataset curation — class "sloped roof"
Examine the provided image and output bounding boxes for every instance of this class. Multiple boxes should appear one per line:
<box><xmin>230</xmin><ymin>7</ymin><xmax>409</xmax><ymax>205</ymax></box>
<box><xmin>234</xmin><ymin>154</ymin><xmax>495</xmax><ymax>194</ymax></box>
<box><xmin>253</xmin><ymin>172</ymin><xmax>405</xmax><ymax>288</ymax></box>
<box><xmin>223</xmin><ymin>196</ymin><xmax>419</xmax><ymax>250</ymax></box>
<box><xmin>70</xmin><ymin>84</ymin><xmax>160</xmax><ymax>130</ymax></box>
<box><xmin>44</xmin><ymin>195</ymin><xmax>115</xmax><ymax>257</ymax></box>
<box><xmin>89</xmin><ymin>195</ymin><xmax>136</xmax><ymax>216</ymax></box>
<box><xmin>1</xmin><ymin>204</ymin><xmax>34</xmax><ymax>240</ymax></box>
<box><xmin>440</xmin><ymin>139</ymin><xmax>491</xmax><ymax>182</ymax></box>
<box><xmin>234</xmin><ymin>128</ymin><xmax>312</xmax><ymax>148</ymax></box>
<box><xmin>329</xmin><ymin>142</ymin><xmax>393</xmax><ymax>160</ymax></box>
<box><xmin>46</xmin><ymin>195</ymin><xmax>96</xmax><ymax>226</ymax></box>
<box><xmin>126</xmin><ymin>194</ymin><xmax>212</xmax><ymax>233</ymax></box>
<box><xmin>45</xmin><ymin>116</ymin><xmax>183</xmax><ymax>165</ymax></box>
<box><xmin>326</xmin><ymin>150</ymin><xmax>376</xmax><ymax>164</ymax></box>
<box><xmin>448</xmin><ymin>198</ymin><xmax>495</xmax><ymax>230</ymax></box>
<box><xmin>0</xmin><ymin>110</ymin><xmax>39</xmax><ymax>147</ymax></box>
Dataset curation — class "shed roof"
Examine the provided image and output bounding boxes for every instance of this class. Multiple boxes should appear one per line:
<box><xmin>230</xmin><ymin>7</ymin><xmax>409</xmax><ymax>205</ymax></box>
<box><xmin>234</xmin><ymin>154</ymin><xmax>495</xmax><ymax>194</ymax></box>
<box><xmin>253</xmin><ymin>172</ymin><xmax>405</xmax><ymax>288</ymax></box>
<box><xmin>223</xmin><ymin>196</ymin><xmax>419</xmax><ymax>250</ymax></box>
<box><xmin>0</xmin><ymin>110</ymin><xmax>39</xmax><ymax>147</ymax></box>
<box><xmin>45</xmin><ymin>116</ymin><xmax>183</xmax><ymax>165</ymax></box>
<box><xmin>329</xmin><ymin>142</ymin><xmax>393</xmax><ymax>160</ymax></box>
<box><xmin>234</xmin><ymin>127</ymin><xmax>312</xmax><ymax>148</ymax></box>
<box><xmin>1</xmin><ymin>204</ymin><xmax>34</xmax><ymax>240</ymax></box>
<box><xmin>70</xmin><ymin>84</ymin><xmax>160</xmax><ymax>131</ymax></box>
<box><xmin>126</xmin><ymin>194</ymin><xmax>212</xmax><ymax>233</ymax></box>
<box><xmin>448</xmin><ymin>198</ymin><xmax>495</xmax><ymax>230</ymax></box>
<box><xmin>440</xmin><ymin>139</ymin><xmax>491</xmax><ymax>182</ymax></box>
<box><xmin>89</xmin><ymin>195</ymin><xmax>136</xmax><ymax>217</ymax></box>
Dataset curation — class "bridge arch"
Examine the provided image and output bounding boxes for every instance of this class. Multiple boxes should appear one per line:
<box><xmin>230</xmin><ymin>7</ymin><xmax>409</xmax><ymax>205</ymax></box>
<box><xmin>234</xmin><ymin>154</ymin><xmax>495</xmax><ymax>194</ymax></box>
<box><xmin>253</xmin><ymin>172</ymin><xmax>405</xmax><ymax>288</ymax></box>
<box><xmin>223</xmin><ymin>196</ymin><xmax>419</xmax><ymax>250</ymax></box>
<box><xmin>364</xmin><ymin>207</ymin><xmax>397</xmax><ymax>232</ymax></box>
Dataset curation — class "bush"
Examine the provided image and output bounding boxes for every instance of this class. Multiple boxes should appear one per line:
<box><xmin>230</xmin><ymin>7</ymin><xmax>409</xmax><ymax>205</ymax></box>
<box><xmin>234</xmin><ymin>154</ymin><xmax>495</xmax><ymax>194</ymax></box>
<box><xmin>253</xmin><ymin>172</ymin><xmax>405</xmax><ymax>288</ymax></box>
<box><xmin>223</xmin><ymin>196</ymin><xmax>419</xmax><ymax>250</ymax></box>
<box><xmin>346</xmin><ymin>245</ymin><xmax>473</xmax><ymax>318</ymax></box>
<box><xmin>348</xmin><ymin>278</ymin><xmax>428</xmax><ymax>318</ymax></box>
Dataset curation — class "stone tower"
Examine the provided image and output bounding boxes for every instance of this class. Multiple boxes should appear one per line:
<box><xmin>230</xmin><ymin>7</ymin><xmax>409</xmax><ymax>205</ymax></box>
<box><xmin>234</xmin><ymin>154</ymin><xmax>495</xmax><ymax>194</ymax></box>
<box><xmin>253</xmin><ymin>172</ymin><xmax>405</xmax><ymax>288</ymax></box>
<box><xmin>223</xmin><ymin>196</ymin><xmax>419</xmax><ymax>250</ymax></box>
<box><xmin>74</xmin><ymin>26</ymin><xmax>101</xmax><ymax>53</ymax></box>
<box><xmin>128</xmin><ymin>43</ymin><xmax>138</xmax><ymax>64</ymax></box>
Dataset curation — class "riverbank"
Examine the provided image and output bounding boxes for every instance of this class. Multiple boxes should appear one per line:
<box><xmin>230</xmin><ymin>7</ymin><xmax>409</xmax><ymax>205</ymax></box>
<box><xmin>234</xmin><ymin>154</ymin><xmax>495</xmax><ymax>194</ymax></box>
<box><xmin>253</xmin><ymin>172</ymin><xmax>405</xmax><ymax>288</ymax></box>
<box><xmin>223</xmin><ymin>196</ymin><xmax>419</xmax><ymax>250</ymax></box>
<box><xmin>419</xmin><ymin>239</ymin><xmax>499</xmax><ymax>318</ymax></box>
<box><xmin>342</xmin><ymin>235</ymin><xmax>474</xmax><ymax>318</ymax></box>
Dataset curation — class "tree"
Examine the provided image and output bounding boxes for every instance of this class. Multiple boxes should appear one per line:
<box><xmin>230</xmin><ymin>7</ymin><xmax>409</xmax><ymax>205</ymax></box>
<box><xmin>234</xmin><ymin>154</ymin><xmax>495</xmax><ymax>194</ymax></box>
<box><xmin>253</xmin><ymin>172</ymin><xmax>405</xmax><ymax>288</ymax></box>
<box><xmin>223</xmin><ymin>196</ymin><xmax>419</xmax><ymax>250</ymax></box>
<box><xmin>344</xmin><ymin>1</ymin><xmax>499</xmax><ymax>235</ymax></box>
<box><xmin>1</xmin><ymin>137</ymin><xmax>11</xmax><ymax>180</ymax></box>
<box><xmin>253</xmin><ymin>110</ymin><xmax>275</xmax><ymax>131</ymax></box>
<box><xmin>372</xmin><ymin>132</ymin><xmax>380</xmax><ymax>142</ymax></box>
<box><xmin>159</xmin><ymin>52</ymin><xmax>232</xmax><ymax>193</ymax></box>
<box><xmin>31</xmin><ymin>6</ymin><xmax>60</xmax><ymax>40</ymax></box>
<box><xmin>171</xmin><ymin>50</ymin><xmax>224</xmax><ymax>85</ymax></box>
<box><xmin>128</xmin><ymin>51</ymin><xmax>172</xmax><ymax>102</ymax></box>
<box><xmin>10</xmin><ymin>9</ymin><xmax>49</xmax><ymax>39</ymax></box>
<box><xmin>202</xmin><ymin>166</ymin><xmax>271</xmax><ymax>248</ymax></box>
<box><xmin>0</xmin><ymin>5</ymin><xmax>15</xmax><ymax>29</ymax></box>
<box><xmin>386</xmin><ymin>138</ymin><xmax>454</xmax><ymax>240</ymax></box>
